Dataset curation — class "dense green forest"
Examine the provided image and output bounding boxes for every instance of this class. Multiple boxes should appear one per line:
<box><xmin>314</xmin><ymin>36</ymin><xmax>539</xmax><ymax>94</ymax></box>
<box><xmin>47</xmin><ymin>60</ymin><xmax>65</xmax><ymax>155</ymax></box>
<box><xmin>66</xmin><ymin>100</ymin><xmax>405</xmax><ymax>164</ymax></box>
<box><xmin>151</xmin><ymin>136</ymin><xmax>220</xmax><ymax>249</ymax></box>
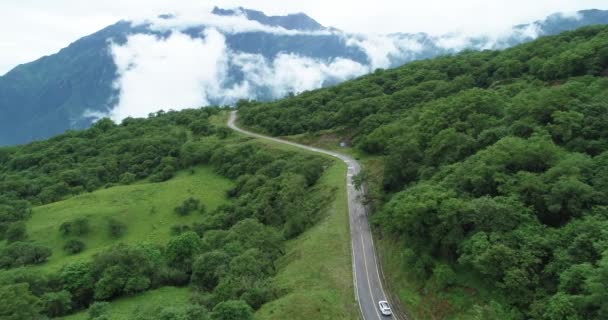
<box><xmin>239</xmin><ymin>25</ymin><xmax>608</xmax><ymax>319</ymax></box>
<box><xmin>0</xmin><ymin>109</ymin><xmax>334</xmax><ymax>319</ymax></box>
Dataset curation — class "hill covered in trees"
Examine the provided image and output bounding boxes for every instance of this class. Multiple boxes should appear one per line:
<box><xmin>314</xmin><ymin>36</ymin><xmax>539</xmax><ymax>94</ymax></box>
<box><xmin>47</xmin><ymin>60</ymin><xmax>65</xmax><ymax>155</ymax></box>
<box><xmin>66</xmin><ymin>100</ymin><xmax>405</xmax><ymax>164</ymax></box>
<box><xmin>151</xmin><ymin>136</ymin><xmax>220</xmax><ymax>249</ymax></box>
<box><xmin>0</xmin><ymin>109</ymin><xmax>348</xmax><ymax>319</ymax></box>
<box><xmin>239</xmin><ymin>25</ymin><xmax>608</xmax><ymax>319</ymax></box>
<box><xmin>2</xmin><ymin>8</ymin><xmax>607</xmax><ymax>146</ymax></box>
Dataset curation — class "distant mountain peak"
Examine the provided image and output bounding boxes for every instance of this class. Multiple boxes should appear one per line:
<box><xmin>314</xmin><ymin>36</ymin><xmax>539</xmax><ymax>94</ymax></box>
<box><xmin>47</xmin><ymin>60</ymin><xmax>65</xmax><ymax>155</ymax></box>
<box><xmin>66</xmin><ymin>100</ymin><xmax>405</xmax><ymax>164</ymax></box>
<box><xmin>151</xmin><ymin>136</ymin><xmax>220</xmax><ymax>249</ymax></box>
<box><xmin>211</xmin><ymin>6</ymin><xmax>325</xmax><ymax>31</ymax></box>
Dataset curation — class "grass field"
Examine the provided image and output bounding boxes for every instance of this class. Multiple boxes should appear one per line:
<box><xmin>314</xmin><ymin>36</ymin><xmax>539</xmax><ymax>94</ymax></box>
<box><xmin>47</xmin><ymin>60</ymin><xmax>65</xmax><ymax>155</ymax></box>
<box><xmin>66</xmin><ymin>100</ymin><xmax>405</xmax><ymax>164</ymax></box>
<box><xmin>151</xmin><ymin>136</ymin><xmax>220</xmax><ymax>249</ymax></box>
<box><xmin>255</xmin><ymin>158</ymin><xmax>358</xmax><ymax>320</ymax></box>
<box><xmin>25</xmin><ymin>165</ymin><xmax>232</xmax><ymax>271</ymax></box>
<box><xmin>61</xmin><ymin>287</ymin><xmax>191</xmax><ymax>320</ymax></box>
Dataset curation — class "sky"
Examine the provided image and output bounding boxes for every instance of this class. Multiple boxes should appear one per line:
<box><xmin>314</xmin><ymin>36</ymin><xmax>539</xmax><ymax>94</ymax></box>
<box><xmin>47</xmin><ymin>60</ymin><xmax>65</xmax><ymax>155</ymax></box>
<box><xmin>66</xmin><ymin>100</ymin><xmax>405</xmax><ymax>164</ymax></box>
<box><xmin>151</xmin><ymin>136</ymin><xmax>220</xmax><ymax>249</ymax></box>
<box><xmin>1</xmin><ymin>0</ymin><xmax>607</xmax><ymax>74</ymax></box>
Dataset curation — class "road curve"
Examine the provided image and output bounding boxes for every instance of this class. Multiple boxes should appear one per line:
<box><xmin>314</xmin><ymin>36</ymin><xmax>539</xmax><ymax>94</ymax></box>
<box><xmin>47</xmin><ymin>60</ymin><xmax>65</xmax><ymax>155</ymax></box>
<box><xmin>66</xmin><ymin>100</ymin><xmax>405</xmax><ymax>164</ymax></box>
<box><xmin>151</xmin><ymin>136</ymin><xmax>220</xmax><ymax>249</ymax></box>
<box><xmin>228</xmin><ymin>111</ymin><xmax>397</xmax><ymax>320</ymax></box>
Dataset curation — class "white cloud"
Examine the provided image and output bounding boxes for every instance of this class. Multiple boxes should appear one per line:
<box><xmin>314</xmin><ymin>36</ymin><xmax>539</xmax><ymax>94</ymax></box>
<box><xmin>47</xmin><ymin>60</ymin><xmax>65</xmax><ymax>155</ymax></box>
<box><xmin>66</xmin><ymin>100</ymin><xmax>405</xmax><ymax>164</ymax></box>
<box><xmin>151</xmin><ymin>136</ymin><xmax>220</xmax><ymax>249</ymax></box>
<box><xmin>2</xmin><ymin>0</ymin><xmax>607</xmax><ymax>74</ymax></box>
<box><xmin>106</xmin><ymin>25</ymin><xmax>369</xmax><ymax>122</ymax></box>
<box><xmin>138</xmin><ymin>10</ymin><xmax>332</xmax><ymax>36</ymax></box>
<box><xmin>232</xmin><ymin>53</ymin><xmax>369</xmax><ymax>98</ymax></box>
<box><xmin>434</xmin><ymin>33</ymin><xmax>474</xmax><ymax>51</ymax></box>
<box><xmin>109</xmin><ymin>29</ymin><xmax>228</xmax><ymax>121</ymax></box>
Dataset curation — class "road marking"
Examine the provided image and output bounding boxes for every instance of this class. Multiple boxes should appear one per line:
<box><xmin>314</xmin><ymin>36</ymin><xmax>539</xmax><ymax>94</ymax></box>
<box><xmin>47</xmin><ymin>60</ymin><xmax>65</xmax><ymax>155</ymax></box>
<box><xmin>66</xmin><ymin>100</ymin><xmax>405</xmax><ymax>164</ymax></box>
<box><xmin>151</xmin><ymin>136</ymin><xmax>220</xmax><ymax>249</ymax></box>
<box><xmin>352</xmin><ymin>233</ymin><xmax>365</xmax><ymax>319</ymax></box>
<box><xmin>360</xmin><ymin>233</ymin><xmax>382</xmax><ymax>320</ymax></box>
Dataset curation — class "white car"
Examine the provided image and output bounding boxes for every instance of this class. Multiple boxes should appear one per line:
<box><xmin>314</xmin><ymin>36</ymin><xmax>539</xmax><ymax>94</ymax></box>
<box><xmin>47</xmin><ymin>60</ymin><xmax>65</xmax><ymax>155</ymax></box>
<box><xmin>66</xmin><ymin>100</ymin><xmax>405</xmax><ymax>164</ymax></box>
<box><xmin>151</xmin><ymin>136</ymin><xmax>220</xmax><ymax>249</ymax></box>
<box><xmin>378</xmin><ymin>300</ymin><xmax>392</xmax><ymax>316</ymax></box>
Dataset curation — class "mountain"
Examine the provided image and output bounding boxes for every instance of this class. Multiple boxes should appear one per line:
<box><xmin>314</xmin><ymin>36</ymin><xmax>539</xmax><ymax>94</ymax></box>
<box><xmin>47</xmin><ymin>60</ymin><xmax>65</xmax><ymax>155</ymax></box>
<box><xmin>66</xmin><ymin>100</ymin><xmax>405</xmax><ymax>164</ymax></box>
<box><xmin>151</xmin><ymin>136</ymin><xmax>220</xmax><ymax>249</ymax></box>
<box><xmin>1</xmin><ymin>8</ymin><xmax>607</xmax><ymax>146</ymax></box>
<box><xmin>238</xmin><ymin>25</ymin><xmax>608</xmax><ymax>319</ymax></box>
<box><xmin>211</xmin><ymin>7</ymin><xmax>326</xmax><ymax>31</ymax></box>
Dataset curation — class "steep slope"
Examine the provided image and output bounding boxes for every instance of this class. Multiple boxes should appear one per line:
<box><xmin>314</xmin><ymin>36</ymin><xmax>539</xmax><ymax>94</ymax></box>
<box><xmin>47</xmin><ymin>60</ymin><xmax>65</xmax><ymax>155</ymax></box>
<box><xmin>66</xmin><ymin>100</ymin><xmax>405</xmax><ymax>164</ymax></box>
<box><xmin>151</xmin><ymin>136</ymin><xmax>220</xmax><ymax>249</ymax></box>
<box><xmin>239</xmin><ymin>25</ymin><xmax>608</xmax><ymax>319</ymax></box>
<box><xmin>1</xmin><ymin>8</ymin><xmax>608</xmax><ymax>146</ymax></box>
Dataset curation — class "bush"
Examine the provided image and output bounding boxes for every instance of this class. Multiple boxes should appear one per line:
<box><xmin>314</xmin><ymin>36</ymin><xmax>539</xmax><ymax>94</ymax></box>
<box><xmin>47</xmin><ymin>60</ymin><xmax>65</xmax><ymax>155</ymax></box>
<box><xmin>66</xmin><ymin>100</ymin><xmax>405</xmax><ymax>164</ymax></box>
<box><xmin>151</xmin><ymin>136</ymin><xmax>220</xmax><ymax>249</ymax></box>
<box><xmin>88</xmin><ymin>301</ymin><xmax>110</xmax><ymax>319</ymax></box>
<box><xmin>119</xmin><ymin>172</ymin><xmax>136</xmax><ymax>185</ymax></box>
<box><xmin>59</xmin><ymin>217</ymin><xmax>90</xmax><ymax>237</ymax></box>
<box><xmin>41</xmin><ymin>290</ymin><xmax>72</xmax><ymax>317</ymax></box>
<box><xmin>5</xmin><ymin>221</ymin><xmax>26</xmax><ymax>243</ymax></box>
<box><xmin>174</xmin><ymin>198</ymin><xmax>201</xmax><ymax>216</ymax></box>
<box><xmin>74</xmin><ymin>218</ymin><xmax>90</xmax><ymax>235</ymax></box>
<box><xmin>63</xmin><ymin>239</ymin><xmax>85</xmax><ymax>255</ymax></box>
<box><xmin>107</xmin><ymin>219</ymin><xmax>126</xmax><ymax>238</ymax></box>
<box><xmin>59</xmin><ymin>221</ymin><xmax>72</xmax><ymax>236</ymax></box>
<box><xmin>170</xmin><ymin>224</ymin><xmax>191</xmax><ymax>236</ymax></box>
<box><xmin>211</xmin><ymin>300</ymin><xmax>253</xmax><ymax>320</ymax></box>
<box><xmin>0</xmin><ymin>242</ymin><xmax>52</xmax><ymax>268</ymax></box>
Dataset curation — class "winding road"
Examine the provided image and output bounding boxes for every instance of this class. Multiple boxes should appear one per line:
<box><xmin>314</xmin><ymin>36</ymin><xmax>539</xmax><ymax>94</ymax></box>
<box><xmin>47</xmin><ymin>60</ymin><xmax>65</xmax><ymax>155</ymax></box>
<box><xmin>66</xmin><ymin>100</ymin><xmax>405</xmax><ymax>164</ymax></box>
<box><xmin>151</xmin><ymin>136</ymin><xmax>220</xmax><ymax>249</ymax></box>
<box><xmin>228</xmin><ymin>111</ymin><xmax>397</xmax><ymax>320</ymax></box>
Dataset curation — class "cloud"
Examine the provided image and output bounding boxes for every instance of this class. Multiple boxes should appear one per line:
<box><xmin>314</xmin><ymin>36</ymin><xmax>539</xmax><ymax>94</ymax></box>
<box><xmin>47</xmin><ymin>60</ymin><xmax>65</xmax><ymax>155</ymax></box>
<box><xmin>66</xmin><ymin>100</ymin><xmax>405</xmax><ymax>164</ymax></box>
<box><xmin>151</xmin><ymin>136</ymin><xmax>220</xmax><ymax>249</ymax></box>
<box><xmin>106</xmin><ymin>23</ymin><xmax>369</xmax><ymax>122</ymax></box>
<box><xmin>109</xmin><ymin>29</ymin><xmax>228</xmax><ymax>121</ymax></box>
<box><xmin>232</xmin><ymin>53</ymin><xmax>369</xmax><ymax>98</ymax></box>
<box><xmin>93</xmin><ymin>3</ymin><xmax>606</xmax><ymax>123</ymax></box>
<box><xmin>136</xmin><ymin>9</ymin><xmax>333</xmax><ymax>36</ymax></box>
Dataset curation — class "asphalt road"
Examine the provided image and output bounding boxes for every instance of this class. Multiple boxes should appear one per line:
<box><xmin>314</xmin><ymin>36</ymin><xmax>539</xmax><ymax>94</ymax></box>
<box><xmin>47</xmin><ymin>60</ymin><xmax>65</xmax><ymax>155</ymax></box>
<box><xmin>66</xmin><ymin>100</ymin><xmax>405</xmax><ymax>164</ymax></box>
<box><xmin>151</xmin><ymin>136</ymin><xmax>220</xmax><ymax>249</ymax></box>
<box><xmin>228</xmin><ymin>111</ymin><xmax>396</xmax><ymax>320</ymax></box>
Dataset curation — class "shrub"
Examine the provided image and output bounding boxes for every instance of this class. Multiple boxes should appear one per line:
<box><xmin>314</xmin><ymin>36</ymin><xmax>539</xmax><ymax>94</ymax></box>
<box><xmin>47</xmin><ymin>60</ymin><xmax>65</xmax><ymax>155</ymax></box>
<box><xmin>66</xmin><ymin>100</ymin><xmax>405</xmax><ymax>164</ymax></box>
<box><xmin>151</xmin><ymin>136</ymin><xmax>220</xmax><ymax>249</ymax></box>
<box><xmin>174</xmin><ymin>198</ymin><xmax>201</xmax><ymax>216</ymax></box>
<box><xmin>171</xmin><ymin>224</ymin><xmax>191</xmax><ymax>236</ymax></box>
<box><xmin>73</xmin><ymin>218</ymin><xmax>90</xmax><ymax>236</ymax></box>
<box><xmin>63</xmin><ymin>239</ymin><xmax>85</xmax><ymax>255</ymax></box>
<box><xmin>107</xmin><ymin>219</ymin><xmax>126</xmax><ymax>238</ymax></box>
<box><xmin>59</xmin><ymin>217</ymin><xmax>90</xmax><ymax>237</ymax></box>
<box><xmin>88</xmin><ymin>301</ymin><xmax>110</xmax><ymax>319</ymax></box>
<box><xmin>41</xmin><ymin>290</ymin><xmax>72</xmax><ymax>317</ymax></box>
<box><xmin>5</xmin><ymin>221</ymin><xmax>26</xmax><ymax>243</ymax></box>
<box><xmin>119</xmin><ymin>172</ymin><xmax>136</xmax><ymax>185</ymax></box>
<box><xmin>0</xmin><ymin>242</ymin><xmax>52</xmax><ymax>268</ymax></box>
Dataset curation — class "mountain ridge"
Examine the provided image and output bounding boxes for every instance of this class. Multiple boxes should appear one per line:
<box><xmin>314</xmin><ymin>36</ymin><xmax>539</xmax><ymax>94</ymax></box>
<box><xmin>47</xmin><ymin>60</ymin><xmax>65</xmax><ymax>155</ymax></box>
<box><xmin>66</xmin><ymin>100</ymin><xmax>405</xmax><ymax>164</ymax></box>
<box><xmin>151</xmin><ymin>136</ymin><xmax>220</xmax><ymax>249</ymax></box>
<box><xmin>1</xmin><ymin>7</ymin><xmax>607</xmax><ymax>146</ymax></box>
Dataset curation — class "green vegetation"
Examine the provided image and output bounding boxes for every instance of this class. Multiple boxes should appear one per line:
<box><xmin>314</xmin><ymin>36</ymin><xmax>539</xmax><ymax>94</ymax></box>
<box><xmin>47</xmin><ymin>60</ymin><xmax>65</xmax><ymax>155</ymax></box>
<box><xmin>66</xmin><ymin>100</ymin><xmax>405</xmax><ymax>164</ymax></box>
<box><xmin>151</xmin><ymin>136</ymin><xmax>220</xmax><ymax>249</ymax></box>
<box><xmin>24</xmin><ymin>166</ymin><xmax>231</xmax><ymax>271</ymax></box>
<box><xmin>0</xmin><ymin>108</ymin><xmax>344</xmax><ymax>319</ymax></box>
<box><xmin>61</xmin><ymin>287</ymin><xmax>191</xmax><ymax>320</ymax></box>
<box><xmin>254</xmin><ymin>146</ymin><xmax>357</xmax><ymax>320</ymax></box>
<box><xmin>239</xmin><ymin>25</ymin><xmax>608</xmax><ymax>319</ymax></box>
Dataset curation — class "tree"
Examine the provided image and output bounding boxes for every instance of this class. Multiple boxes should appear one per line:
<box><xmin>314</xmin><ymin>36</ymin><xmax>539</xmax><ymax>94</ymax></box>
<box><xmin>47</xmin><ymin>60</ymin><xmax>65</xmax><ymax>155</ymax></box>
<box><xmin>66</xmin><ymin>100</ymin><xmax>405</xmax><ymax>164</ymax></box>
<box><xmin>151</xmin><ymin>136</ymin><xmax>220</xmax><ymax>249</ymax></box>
<box><xmin>0</xmin><ymin>283</ymin><xmax>41</xmax><ymax>320</ymax></box>
<box><xmin>211</xmin><ymin>300</ymin><xmax>253</xmax><ymax>320</ymax></box>
<box><xmin>0</xmin><ymin>242</ymin><xmax>52</xmax><ymax>268</ymax></box>
<box><xmin>5</xmin><ymin>221</ymin><xmax>26</xmax><ymax>243</ymax></box>
<box><xmin>64</xmin><ymin>239</ymin><xmax>86</xmax><ymax>254</ymax></box>
<box><xmin>174</xmin><ymin>198</ymin><xmax>201</xmax><ymax>216</ymax></box>
<box><xmin>216</xmin><ymin>127</ymin><xmax>232</xmax><ymax>139</ymax></box>
<box><xmin>584</xmin><ymin>251</ymin><xmax>608</xmax><ymax>318</ymax></box>
<box><xmin>165</xmin><ymin>232</ymin><xmax>201</xmax><ymax>272</ymax></box>
<box><xmin>60</xmin><ymin>262</ymin><xmax>94</xmax><ymax>308</ymax></box>
<box><xmin>88</xmin><ymin>301</ymin><xmax>110</xmax><ymax>319</ymax></box>
<box><xmin>41</xmin><ymin>290</ymin><xmax>72</xmax><ymax>317</ymax></box>
<box><xmin>191</xmin><ymin>250</ymin><xmax>231</xmax><ymax>290</ymax></box>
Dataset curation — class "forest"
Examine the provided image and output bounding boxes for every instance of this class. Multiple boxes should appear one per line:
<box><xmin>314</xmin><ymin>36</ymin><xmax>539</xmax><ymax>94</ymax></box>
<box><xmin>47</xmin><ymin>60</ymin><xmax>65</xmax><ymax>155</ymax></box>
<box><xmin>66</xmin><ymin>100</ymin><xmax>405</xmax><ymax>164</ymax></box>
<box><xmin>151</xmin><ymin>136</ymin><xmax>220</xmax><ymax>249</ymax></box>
<box><xmin>239</xmin><ymin>25</ymin><xmax>608</xmax><ymax>319</ymax></box>
<box><xmin>0</xmin><ymin>108</ymin><xmax>332</xmax><ymax>319</ymax></box>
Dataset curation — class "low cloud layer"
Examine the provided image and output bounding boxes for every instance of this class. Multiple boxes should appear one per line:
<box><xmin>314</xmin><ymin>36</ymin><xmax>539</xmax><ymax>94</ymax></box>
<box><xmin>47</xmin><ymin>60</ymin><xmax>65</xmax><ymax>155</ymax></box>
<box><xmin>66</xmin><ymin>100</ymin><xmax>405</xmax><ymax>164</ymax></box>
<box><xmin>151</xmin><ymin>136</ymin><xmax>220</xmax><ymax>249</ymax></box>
<box><xmin>110</xmin><ymin>29</ymin><xmax>228</xmax><ymax>121</ymax></box>
<box><xmin>103</xmin><ymin>7</ymin><xmax>595</xmax><ymax>123</ymax></box>
<box><xmin>107</xmin><ymin>21</ymin><xmax>369</xmax><ymax>122</ymax></box>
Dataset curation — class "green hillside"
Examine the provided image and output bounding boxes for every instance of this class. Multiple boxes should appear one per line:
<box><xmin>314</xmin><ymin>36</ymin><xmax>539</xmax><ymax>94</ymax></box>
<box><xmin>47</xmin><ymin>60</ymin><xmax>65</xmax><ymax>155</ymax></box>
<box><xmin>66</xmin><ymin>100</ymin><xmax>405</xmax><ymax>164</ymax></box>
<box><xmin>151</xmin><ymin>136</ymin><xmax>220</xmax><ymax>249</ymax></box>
<box><xmin>26</xmin><ymin>166</ymin><xmax>231</xmax><ymax>271</ymax></box>
<box><xmin>239</xmin><ymin>25</ymin><xmax>608</xmax><ymax>319</ymax></box>
<box><xmin>0</xmin><ymin>110</ymin><xmax>356</xmax><ymax>319</ymax></box>
<box><xmin>62</xmin><ymin>287</ymin><xmax>191</xmax><ymax>320</ymax></box>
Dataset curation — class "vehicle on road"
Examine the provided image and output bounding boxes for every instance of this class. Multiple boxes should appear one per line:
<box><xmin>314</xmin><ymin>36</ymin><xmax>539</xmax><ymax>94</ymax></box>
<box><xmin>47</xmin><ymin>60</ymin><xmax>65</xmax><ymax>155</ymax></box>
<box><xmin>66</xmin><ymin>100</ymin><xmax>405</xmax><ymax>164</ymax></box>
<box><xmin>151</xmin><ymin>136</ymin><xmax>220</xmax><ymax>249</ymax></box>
<box><xmin>378</xmin><ymin>300</ymin><xmax>392</xmax><ymax>316</ymax></box>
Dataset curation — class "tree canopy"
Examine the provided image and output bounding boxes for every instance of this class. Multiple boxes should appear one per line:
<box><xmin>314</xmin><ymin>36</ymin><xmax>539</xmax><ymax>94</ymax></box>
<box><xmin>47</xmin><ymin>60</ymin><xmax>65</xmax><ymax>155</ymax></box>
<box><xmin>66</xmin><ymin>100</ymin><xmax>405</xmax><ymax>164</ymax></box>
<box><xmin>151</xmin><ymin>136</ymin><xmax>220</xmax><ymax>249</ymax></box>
<box><xmin>238</xmin><ymin>25</ymin><xmax>608</xmax><ymax>319</ymax></box>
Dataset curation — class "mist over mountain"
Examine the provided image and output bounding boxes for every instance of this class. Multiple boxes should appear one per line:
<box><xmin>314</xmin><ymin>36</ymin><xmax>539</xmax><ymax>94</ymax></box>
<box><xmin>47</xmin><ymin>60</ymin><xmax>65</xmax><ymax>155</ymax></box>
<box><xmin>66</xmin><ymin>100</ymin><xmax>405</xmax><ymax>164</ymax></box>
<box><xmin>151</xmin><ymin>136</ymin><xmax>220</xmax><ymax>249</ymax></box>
<box><xmin>1</xmin><ymin>7</ymin><xmax>607</xmax><ymax>146</ymax></box>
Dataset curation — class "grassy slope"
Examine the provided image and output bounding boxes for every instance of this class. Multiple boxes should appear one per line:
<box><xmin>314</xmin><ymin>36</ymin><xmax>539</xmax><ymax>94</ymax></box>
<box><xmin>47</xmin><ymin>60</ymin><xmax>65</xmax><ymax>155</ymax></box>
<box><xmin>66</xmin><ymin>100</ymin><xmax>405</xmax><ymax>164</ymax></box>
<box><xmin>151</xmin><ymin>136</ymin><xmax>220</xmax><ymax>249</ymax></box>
<box><xmin>255</xmin><ymin>159</ymin><xmax>357</xmax><ymax>320</ymax></box>
<box><xmin>43</xmin><ymin>112</ymin><xmax>357</xmax><ymax>319</ymax></box>
<box><xmin>219</xmin><ymin>112</ymin><xmax>357</xmax><ymax>319</ymax></box>
<box><xmin>61</xmin><ymin>287</ymin><xmax>191</xmax><ymax>320</ymax></box>
<box><xmin>26</xmin><ymin>166</ymin><xmax>232</xmax><ymax>272</ymax></box>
